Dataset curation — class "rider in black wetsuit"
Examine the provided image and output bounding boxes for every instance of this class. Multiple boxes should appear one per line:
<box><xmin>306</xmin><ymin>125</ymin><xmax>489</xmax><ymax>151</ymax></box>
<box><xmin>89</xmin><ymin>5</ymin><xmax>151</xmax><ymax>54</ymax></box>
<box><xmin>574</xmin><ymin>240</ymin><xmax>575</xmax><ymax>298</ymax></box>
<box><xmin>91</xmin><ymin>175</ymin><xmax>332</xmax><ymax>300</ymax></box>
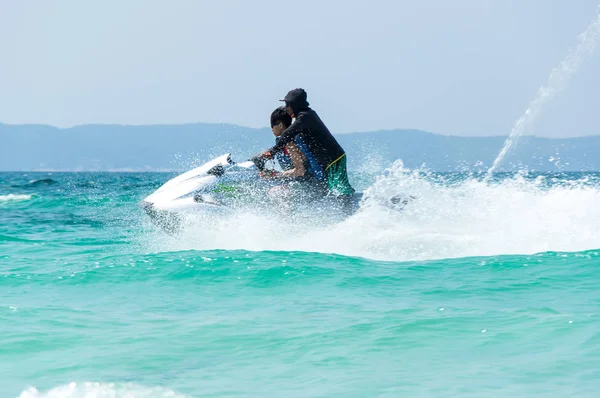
<box><xmin>260</xmin><ymin>88</ymin><xmax>355</xmax><ymax>200</ymax></box>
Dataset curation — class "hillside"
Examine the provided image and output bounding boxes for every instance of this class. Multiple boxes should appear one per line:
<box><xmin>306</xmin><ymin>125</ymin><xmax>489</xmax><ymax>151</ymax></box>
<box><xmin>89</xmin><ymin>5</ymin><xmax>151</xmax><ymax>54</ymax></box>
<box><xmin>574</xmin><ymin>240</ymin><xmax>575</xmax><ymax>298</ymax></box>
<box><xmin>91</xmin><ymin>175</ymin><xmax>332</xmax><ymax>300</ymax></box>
<box><xmin>1</xmin><ymin>123</ymin><xmax>599</xmax><ymax>172</ymax></box>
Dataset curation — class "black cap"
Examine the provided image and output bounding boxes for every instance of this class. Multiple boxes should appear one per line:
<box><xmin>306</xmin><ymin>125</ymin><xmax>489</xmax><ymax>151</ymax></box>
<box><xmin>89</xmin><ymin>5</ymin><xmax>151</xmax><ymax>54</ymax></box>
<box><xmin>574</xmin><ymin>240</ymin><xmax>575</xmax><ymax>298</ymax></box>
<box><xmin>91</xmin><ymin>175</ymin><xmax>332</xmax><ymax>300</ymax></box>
<box><xmin>279</xmin><ymin>88</ymin><xmax>308</xmax><ymax>104</ymax></box>
<box><xmin>279</xmin><ymin>88</ymin><xmax>310</xmax><ymax>114</ymax></box>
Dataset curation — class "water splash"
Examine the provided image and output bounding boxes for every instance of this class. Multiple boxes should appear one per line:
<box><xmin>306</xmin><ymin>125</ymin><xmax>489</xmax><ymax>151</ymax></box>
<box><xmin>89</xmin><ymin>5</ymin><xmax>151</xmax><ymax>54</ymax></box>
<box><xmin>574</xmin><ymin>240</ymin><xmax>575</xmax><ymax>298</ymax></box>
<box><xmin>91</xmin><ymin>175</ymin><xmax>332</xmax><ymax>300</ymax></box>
<box><xmin>486</xmin><ymin>10</ymin><xmax>600</xmax><ymax>180</ymax></box>
<box><xmin>142</xmin><ymin>162</ymin><xmax>600</xmax><ymax>262</ymax></box>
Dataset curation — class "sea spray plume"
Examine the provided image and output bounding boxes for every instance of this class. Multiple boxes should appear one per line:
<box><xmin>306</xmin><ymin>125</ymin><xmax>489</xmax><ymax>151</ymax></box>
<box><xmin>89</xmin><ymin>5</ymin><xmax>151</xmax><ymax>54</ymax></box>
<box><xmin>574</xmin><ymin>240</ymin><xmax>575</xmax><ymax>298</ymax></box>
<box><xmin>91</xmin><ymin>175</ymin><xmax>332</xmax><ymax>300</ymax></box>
<box><xmin>485</xmin><ymin>10</ymin><xmax>600</xmax><ymax>181</ymax></box>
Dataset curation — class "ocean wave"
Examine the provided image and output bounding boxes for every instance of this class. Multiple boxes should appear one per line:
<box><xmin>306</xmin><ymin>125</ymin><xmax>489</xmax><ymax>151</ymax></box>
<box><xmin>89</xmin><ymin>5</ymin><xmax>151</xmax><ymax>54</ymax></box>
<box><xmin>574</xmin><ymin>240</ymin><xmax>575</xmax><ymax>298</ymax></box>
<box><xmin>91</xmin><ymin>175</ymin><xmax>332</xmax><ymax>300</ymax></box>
<box><xmin>0</xmin><ymin>234</ymin><xmax>41</xmax><ymax>243</ymax></box>
<box><xmin>3</xmin><ymin>248</ymin><xmax>598</xmax><ymax>289</ymax></box>
<box><xmin>9</xmin><ymin>179</ymin><xmax>57</xmax><ymax>188</ymax></box>
<box><xmin>17</xmin><ymin>382</ymin><xmax>189</xmax><ymax>398</ymax></box>
<box><xmin>27</xmin><ymin>178</ymin><xmax>57</xmax><ymax>186</ymax></box>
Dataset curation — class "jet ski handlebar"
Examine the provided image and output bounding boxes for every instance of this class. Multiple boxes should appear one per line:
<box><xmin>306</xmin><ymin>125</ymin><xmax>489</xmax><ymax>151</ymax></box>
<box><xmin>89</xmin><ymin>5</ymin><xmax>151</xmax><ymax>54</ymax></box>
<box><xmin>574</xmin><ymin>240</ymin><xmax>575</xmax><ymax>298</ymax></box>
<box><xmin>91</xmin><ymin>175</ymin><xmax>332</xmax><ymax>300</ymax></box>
<box><xmin>248</xmin><ymin>152</ymin><xmax>272</xmax><ymax>172</ymax></box>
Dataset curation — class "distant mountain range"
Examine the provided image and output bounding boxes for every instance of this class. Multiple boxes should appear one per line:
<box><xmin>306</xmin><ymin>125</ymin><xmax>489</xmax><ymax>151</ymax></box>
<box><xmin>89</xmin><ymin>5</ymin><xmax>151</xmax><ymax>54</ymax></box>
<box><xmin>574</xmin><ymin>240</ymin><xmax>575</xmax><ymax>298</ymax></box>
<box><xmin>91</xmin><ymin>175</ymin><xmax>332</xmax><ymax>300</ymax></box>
<box><xmin>2</xmin><ymin>123</ymin><xmax>599</xmax><ymax>172</ymax></box>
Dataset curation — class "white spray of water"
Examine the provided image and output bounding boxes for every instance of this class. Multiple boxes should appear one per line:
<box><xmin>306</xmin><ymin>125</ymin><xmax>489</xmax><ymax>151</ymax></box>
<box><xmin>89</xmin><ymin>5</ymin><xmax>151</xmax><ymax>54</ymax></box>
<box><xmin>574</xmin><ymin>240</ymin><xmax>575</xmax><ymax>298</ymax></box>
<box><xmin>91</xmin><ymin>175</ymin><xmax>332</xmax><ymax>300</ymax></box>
<box><xmin>18</xmin><ymin>382</ymin><xmax>188</xmax><ymax>398</ymax></box>
<box><xmin>144</xmin><ymin>161</ymin><xmax>600</xmax><ymax>262</ymax></box>
<box><xmin>486</xmin><ymin>10</ymin><xmax>600</xmax><ymax>180</ymax></box>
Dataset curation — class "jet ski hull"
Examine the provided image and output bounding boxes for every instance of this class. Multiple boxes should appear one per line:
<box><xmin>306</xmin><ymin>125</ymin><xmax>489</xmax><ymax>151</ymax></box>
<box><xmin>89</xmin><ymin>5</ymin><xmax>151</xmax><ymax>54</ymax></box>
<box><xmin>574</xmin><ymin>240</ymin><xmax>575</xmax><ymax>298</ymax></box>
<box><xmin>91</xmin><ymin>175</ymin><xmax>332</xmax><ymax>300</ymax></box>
<box><xmin>139</xmin><ymin>153</ymin><xmax>414</xmax><ymax>233</ymax></box>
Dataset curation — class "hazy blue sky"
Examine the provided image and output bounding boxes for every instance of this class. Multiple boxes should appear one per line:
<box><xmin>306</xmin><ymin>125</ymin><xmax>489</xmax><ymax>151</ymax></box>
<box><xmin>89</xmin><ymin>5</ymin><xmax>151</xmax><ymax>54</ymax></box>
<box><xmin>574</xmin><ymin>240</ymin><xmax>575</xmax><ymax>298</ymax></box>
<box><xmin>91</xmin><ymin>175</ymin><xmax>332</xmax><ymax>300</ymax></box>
<box><xmin>1</xmin><ymin>1</ymin><xmax>599</xmax><ymax>137</ymax></box>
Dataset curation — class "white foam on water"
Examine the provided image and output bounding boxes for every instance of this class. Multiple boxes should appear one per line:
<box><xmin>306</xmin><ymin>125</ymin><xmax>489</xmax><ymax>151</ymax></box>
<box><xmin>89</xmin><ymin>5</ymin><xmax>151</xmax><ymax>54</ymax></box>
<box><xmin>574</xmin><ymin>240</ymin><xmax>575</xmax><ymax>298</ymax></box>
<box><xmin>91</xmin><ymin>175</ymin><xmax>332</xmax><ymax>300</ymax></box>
<box><xmin>17</xmin><ymin>382</ymin><xmax>189</xmax><ymax>398</ymax></box>
<box><xmin>486</xmin><ymin>10</ymin><xmax>600</xmax><ymax>179</ymax></box>
<box><xmin>0</xmin><ymin>194</ymin><xmax>33</xmax><ymax>202</ymax></box>
<box><xmin>143</xmin><ymin>161</ymin><xmax>600</xmax><ymax>262</ymax></box>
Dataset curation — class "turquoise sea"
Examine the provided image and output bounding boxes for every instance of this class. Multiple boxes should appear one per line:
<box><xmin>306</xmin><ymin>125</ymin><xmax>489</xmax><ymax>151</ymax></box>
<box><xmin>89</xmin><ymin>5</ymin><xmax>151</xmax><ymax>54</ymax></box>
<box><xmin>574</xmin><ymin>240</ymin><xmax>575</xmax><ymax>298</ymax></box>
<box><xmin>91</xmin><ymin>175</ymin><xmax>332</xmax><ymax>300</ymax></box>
<box><xmin>2</xmin><ymin>168</ymin><xmax>600</xmax><ymax>397</ymax></box>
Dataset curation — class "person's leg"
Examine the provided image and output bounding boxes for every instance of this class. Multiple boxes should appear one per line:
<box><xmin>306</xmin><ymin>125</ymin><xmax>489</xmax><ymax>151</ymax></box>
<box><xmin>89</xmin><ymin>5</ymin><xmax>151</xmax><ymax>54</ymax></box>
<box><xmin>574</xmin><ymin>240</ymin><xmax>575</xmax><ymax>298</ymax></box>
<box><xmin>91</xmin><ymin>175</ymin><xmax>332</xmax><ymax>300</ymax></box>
<box><xmin>326</xmin><ymin>155</ymin><xmax>355</xmax><ymax>197</ymax></box>
<box><xmin>326</xmin><ymin>156</ymin><xmax>356</xmax><ymax>215</ymax></box>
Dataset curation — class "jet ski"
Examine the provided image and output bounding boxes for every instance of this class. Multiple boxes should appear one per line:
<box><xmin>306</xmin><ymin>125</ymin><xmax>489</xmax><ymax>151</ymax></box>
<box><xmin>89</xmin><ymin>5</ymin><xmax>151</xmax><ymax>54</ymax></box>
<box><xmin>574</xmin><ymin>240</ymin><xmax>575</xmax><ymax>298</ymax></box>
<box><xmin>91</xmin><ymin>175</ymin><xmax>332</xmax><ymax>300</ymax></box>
<box><xmin>139</xmin><ymin>153</ymin><xmax>414</xmax><ymax>233</ymax></box>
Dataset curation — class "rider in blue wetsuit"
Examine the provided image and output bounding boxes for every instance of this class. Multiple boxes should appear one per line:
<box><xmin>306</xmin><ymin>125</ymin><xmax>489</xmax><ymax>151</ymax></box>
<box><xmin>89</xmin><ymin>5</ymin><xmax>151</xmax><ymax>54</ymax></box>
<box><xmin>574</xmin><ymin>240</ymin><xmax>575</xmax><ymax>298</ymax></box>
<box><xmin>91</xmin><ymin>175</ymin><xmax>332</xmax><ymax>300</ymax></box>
<box><xmin>261</xmin><ymin>107</ymin><xmax>327</xmax><ymax>200</ymax></box>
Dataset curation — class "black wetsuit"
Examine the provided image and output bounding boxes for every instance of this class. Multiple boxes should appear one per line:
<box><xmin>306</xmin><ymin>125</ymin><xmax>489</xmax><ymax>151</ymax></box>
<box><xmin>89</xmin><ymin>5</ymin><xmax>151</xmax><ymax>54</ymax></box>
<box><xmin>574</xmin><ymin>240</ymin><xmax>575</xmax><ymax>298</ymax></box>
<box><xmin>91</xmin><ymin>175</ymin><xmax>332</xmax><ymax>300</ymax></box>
<box><xmin>267</xmin><ymin>90</ymin><xmax>346</xmax><ymax>175</ymax></box>
<box><xmin>267</xmin><ymin>89</ymin><xmax>355</xmax><ymax>201</ymax></box>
